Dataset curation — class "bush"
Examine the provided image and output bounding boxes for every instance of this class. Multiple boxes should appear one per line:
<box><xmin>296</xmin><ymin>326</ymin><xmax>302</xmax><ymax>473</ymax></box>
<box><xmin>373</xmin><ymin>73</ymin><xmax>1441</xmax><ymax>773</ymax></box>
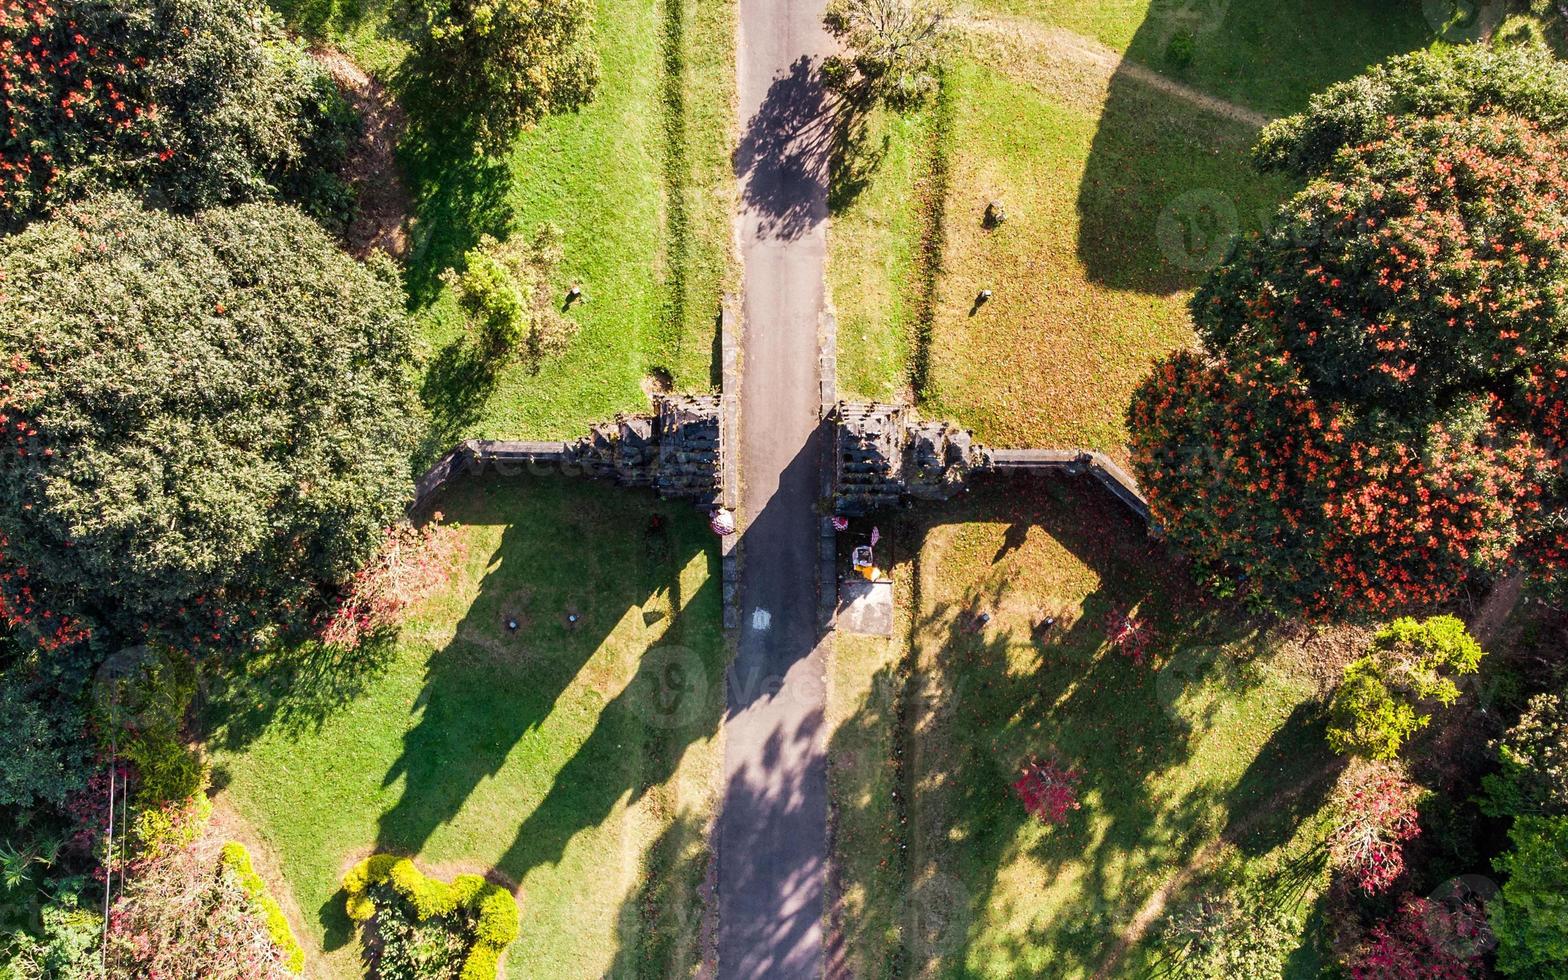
<box><xmin>1011</xmin><ymin>757</ymin><xmax>1081</xmax><ymax>825</ymax></box>
<box><xmin>341</xmin><ymin>855</ymin><xmax>519</xmax><ymax>980</ymax></box>
<box><xmin>0</xmin><ymin>196</ymin><xmax>420</xmax><ymax>654</ymax></box>
<box><xmin>1484</xmin><ymin>690</ymin><xmax>1568</xmax><ymax>819</ymax></box>
<box><xmin>0</xmin><ymin>883</ymin><xmax>101</xmax><ymax>980</ymax></box>
<box><xmin>402</xmin><ymin>0</ymin><xmax>598</xmax><ymax>155</ymax></box>
<box><xmin>1348</xmin><ymin>894</ymin><xmax>1489</xmax><ymax>979</ymax></box>
<box><xmin>110</xmin><ymin>649</ymin><xmax>206</xmax><ymax>809</ymax></box>
<box><xmin>822</xmin><ymin>0</ymin><xmax>951</xmax><ymax>110</ymax></box>
<box><xmin>1326</xmin><ymin>617</ymin><xmax>1484</xmax><ymax>760</ymax></box>
<box><xmin>1491</xmin><ymin>816</ymin><xmax>1568</xmax><ymax>978</ymax></box>
<box><xmin>0</xmin><ymin>667</ymin><xmax>92</xmax><ymax>812</ymax></box>
<box><xmin>107</xmin><ymin>844</ymin><xmax>300</xmax><ymax>980</ymax></box>
<box><xmin>1327</xmin><ymin>659</ymin><xmax>1426</xmax><ymax>761</ymax></box>
<box><xmin>318</xmin><ymin>521</ymin><xmax>464</xmax><ymax>651</ymax></box>
<box><xmin>1158</xmin><ymin>889</ymin><xmax>1295</xmax><ymax>979</ymax></box>
<box><xmin>1329</xmin><ymin>766</ymin><xmax>1423</xmax><ymax>895</ymax></box>
<box><xmin>0</xmin><ymin>0</ymin><xmax>357</xmax><ymax>232</ymax></box>
<box><xmin>443</xmin><ymin>225</ymin><xmax>576</xmax><ymax>369</ymax></box>
<box><xmin>219</xmin><ymin>842</ymin><xmax>304</xmax><ymax>974</ymax></box>
<box><xmin>1165</xmin><ymin>29</ymin><xmax>1196</xmax><ymax>70</ymax></box>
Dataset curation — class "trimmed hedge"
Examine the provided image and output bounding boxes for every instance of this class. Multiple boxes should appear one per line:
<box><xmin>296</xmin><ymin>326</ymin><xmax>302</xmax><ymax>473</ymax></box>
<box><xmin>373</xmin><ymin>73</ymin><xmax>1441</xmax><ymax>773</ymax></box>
<box><xmin>342</xmin><ymin>855</ymin><xmax>519</xmax><ymax>980</ymax></box>
<box><xmin>219</xmin><ymin>842</ymin><xmax>305</xmax><ymax>974</ymax></box>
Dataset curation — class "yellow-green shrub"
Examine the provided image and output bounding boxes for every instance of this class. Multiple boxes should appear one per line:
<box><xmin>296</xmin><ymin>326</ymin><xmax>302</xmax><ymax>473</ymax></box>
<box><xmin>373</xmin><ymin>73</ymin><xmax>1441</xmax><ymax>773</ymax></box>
<box><xmin>340</xmin><ymin>855</ymin><xmax>520</xmax><ymax>980</ymax></box>
<box><xmin>219</xmin><ymin>842</ymin><xmax>305</xmax><ymax>974</ymax></box>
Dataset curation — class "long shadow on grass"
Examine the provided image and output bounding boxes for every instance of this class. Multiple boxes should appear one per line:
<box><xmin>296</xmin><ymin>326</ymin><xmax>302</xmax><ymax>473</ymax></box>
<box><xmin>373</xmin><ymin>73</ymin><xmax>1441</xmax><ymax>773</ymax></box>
<box><xmin>392</xmin><ymin>100</ymin><xmax>516</xmax><ymax>305</ymax></box>
<box><xmin>607</xmin><ymin>809</ymin><xmax>712</xmax><ymax>978</ymax></box>
<box><xmin>324</xmin><ymin>476</ymin><xmax>724</xmax><ymax>951</ymax></box>
<box><xmin>1073</xmin><ymin>2</ymin><xmax>1433</xmax><ymax>293</ymax></box>
<box><xmin>828</xmin><ymin>472</ymin><xmax>1334</xmax><ymax>977</ymax></box>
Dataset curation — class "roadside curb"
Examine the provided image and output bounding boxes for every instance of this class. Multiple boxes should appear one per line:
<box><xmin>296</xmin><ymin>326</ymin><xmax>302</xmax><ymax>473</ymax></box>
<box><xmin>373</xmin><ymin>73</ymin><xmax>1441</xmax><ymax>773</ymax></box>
<box><xmin>721</xmin><ymin>295</ymin><xmax>742</xmax><ymax>631</ymax></box>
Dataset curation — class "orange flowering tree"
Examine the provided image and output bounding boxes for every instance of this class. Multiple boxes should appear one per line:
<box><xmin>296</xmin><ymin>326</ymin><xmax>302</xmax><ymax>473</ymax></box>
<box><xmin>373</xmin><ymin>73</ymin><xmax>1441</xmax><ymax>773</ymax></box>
<box><xmin>1129</xmin><ymin>111</ymin><xmax>1568</xmax><ymax>617</ymax></box>
<box><xmin>0</xmin><ymin>0</ymin><xmax>356</xmax><ymax>232</ymax></box>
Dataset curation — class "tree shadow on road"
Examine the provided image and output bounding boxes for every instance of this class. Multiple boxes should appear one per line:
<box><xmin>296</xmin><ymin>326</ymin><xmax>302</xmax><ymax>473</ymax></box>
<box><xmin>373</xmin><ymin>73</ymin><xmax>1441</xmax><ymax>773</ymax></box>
<box><xmin>734</xmin><ymin>56</ymin><xmax>834</xmax><ymax>242</ymax></box>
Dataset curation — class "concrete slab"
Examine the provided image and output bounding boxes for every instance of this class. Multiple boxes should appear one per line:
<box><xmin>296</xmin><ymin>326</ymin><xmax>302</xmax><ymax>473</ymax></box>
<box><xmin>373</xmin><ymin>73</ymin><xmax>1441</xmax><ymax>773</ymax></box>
<box><xmin>836</xmin><ymin>578</ymin><xmax>894</xmax><ymax>637</ymax></box>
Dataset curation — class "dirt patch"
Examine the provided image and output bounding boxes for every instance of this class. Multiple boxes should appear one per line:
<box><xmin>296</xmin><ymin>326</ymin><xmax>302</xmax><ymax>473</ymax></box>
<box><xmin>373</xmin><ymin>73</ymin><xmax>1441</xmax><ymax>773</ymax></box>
<box><xmin>1469</xmin><ymin>571</ymin><xmax>1525</xmax><ymax>648</ymax></box>
<box><xmin>313</xmin><ymin>49</ymin><xmax>412</xmax><ymax>260</ymax></box>
<box><xmin>1270</xmin><ymin>620</ymin><xmax>1374</xmax><ymax>697</ymax></box>
<box><xmin>642</xmin><ymin>368</ymin><xmax>675</xmax><ymax>401</ymax></box>
<box><xmin>955</xmin><ymin>14</ymin><xmax>1271</xmax><ymax>130</ymax></box>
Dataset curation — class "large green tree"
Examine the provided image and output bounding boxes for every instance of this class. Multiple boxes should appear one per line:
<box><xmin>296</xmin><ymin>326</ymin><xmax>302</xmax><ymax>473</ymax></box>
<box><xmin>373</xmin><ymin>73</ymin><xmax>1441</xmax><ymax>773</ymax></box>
<box><xmin>1128</xmin><ymin>46</ymin><xmax>1568</xmax><ymax>617</ymax></box>
<box><xmin>0</xmin><ymin>0</ymin><xmax>357</xmax><ymax>232</ymax></box>
<box><xmin>1492</xmin><ymin>816</ymin><xmax>1568</xmax><ymax>978</ymax></box>
<box><xmin>402</xmin><ymin>0</ymin><xmax>599</xmax><ymax>154</ymax></box>
<box><xmin>0</xmin><ymin>197</ymin><xmax>420</xmax><ymax>651</ymax></box>
<box><xmin>1254</xmin><ymin>43</ymin><xmax>1568</xmax><ymax>178</ymax></box>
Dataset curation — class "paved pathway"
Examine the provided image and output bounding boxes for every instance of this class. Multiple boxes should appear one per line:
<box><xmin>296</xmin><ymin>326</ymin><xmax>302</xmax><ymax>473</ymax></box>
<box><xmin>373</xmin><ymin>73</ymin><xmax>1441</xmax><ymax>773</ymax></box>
<box><xmin>717</xmin><ymin>0</ymin><xmax>835</xmax><ymax>976</ymax></box>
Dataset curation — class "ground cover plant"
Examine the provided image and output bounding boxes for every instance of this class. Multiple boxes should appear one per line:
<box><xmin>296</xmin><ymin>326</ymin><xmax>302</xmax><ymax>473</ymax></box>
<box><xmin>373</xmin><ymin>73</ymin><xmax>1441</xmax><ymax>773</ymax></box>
<box><xmin>269</xmin><ymin>0</ymin><xmax>736</xmax><ymax>448</ymax></box>
<box><xmin>208</xmin><ymin>476</ymin><xmax>725</xmax><ymax>978</ymax></box>
<box><xmin>828</xmin><ymin>475</ymin><xmax>1344</xmax><ymax>978</ymax></box>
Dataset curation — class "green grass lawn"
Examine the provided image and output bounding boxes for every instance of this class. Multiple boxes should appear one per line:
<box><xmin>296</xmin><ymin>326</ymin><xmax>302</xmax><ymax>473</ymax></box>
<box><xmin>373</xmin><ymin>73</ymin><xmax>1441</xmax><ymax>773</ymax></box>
<box><xmin>828</xmin><ymin>1</ymin><xmax>1436</xmax><ymax>456</ymax></box>
<box><xmin>207</xmin><ymin>477</ymin><xmax>726</xmax><ymax>979</ymax></box>
<box><xmin>970</xmin><ymin>0</ymin><xmax>1436</xmax><ymax>115</ymax></box>
<box><xmin>830</xmin><ymin>53</ymin><xmax>1288</xmax><ymax>453</ymax></box>
<box><xmin>829</xmin><ymin>475</ymin><xmax>1344</xmax><ymax>978</ymax></box>
<box><xmin>270</xmin><ymin>0</ymin><xmax>736</xmax><ymax>451</ymax></box>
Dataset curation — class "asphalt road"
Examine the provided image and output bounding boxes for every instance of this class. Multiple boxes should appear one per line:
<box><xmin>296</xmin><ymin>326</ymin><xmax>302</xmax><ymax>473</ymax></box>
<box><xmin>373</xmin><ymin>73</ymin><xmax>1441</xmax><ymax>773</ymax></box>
<box><xmin>717</xmin><ymin>0</ymin><xmax>835</xmax><ymax>975</ymax></box>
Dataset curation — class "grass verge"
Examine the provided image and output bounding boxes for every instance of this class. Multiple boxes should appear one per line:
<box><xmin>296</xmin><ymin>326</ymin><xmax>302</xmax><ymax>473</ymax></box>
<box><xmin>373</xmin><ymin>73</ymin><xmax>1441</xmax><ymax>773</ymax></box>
<box><xmin>828</xmin><ymin>475</ymin><xmax>1344</xmax><ymax>977</ymax></box>
<box><xmin>207</xmin><ymin>476</ymin><xmax>725</xmax><ymax>979</ymax></box>
<box><xmin>268</xmin><ymin>0</ymin><xmax>736</xmax><ymax>449</ymax></box>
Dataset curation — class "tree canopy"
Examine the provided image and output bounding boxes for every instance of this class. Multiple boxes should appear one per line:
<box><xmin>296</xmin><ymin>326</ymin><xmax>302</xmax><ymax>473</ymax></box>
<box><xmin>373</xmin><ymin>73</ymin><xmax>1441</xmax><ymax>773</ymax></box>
<box><xmin>1255</xmin><ymin>43</ymin><xmax>1568</xmax><ymax>178</ymax></box>
<box><xmin>822</xmin><ymin>0</ymin><xmax>951</xmax><ymax>110</ymax></box>
<box><xmin>1491</xmin><ymin>816</ymin><xmax>1568</xmax><ymax>977</ymax></box>
<box><xmin>0</xmin><ymin>196</ymin><xmax>420</xmax><ymax>652</ymax></box>
<box><xmin>1128</xmin><ymin>52</ymin><xmax>1568</xmax><ymax>616</ymax></box>
<box><xmin>0</xmin><ymin>0</ymin><xmax>357</xmax><ymax>232</ymax></box>
<box><xmin>402</xmin><ymin>0</ymin><xmax>599</xmax><ymax>154</ymax></box>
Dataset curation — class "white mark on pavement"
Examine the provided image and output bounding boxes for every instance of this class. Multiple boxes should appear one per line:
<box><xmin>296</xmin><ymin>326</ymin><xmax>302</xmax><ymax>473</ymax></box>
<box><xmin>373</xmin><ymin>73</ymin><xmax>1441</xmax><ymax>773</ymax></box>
<box><xmin>751</xmin><ymin>608</ymin><xmax>772</xmax><ymax>631</ymax></box>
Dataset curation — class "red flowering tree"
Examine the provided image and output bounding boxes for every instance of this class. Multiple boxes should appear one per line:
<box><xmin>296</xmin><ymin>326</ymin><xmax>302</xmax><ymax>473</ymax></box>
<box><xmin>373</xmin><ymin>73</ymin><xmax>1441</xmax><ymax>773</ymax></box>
<box><xmin>1348</xmin><ymin>895</ymin><xmax>1489</xmax><ymax>980</ymax></box>
<box><xmin>1104</xmin><ymin>607</ymin><xmax>1153</xmax><ymax>665</ymax></box>
<box><xmin>1012</xmin><ymin>758</ymin><xmax>1081</xmax><ymax>825</ymax></box>
<box><xmin>1329</xmin><ymin>767</ymin><xmax>1422</xmax><ymax>895</ymax></box>
<box><xmin>319</xmin><ymin>521</ymin><xmax>463</xmax><ymax>651</ymax></box>
<box><xmin>1130</xmin><ymin>111</ymin><xmax>1568</xmax><ymax>617</ymax></box>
